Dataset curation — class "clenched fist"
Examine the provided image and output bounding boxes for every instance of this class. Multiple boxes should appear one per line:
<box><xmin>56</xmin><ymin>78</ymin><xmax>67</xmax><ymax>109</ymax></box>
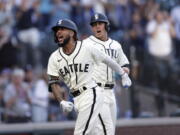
<box><xmin>121</xmin><ymin>73</ymin><xmax>132</xmax><ymax>88</ymax></box>
<box><xmin>60</xmin><ymin>100</ymin><xmax>74</xmax><ymax>112</ymax></box>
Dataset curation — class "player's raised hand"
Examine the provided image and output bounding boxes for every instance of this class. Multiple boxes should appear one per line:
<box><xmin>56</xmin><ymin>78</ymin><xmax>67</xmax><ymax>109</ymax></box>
<box><xmin>60</xmin><ymin>100</ymin><xmax>74</xmax><ymax>112</ymax></box>
<box><xmin>121</xmin><ymin>73</ymin><xmax>132</xmax><ymax>88</ymax></box>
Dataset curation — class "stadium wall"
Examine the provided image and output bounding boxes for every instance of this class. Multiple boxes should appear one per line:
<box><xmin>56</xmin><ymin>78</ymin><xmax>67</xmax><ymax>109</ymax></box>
<box><xmin>0</xmin><ymin>117</ymin><xmax>180</xmax><ymax>135</ymax></box>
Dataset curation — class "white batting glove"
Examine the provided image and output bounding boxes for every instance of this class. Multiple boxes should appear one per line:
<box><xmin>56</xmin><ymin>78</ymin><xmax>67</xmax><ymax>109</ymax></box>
<box><xmin>60</xmin><ymin>100</ymin><xmax>74</xmax><ymax>112</ymax></box>
<box><xmin>121</xmin><ymin>73</ymin><xmax>132</xmax><ymax>88</ymax></box>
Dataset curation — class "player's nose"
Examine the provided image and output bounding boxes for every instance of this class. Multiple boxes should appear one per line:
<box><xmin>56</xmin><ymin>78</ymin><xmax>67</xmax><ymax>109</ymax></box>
<box><xmin>56</xmin><ymin>30</ymin><xmax>63</xmax><ymax>36</ymax></box>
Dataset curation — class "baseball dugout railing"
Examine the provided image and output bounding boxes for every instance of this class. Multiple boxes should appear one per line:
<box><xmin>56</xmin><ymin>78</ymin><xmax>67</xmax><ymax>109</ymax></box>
<box><xmin>0</xmin><ymin>117</ymin><xmax>180</xmax><ymax>135</ymax></box>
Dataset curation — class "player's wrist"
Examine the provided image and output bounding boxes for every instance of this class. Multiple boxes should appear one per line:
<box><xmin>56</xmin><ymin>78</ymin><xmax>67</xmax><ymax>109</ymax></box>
<box><xmin>60</xmin><ymin>100</ymin><xmax>66</xmax><ymax>104</ymax></box>
<box><xmin>121</xmin><ymin>72</ymin><xmax>126</xmax><ymax>77</ymax></box>
<box><xmin>119</xmin><ymin>68</ymin><xmax>126</xmax><ymax>76</ymax></box>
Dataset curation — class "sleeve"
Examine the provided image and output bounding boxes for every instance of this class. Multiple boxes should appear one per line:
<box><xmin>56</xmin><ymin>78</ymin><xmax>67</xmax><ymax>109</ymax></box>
<box><xmin>3</xmin><ymin>86</ymin><xmax>14</xmax><ymax>103</ymax></box>
<box><xmin>90</xmin><ymin>45</ymin><xmax>125</xmax><ymax>76</ymax></box>
<box><xmin>117</xmin><ymin>43</ymin><xmax>130</xmax><ymax>66</ymax></box>
<box><xmin>146</xmin><ymin>21</ymin><xmax>156</xmax><ymax>34</ymax></box>
<box><xmin>47</xmin><ymin>53</ymin><xmax>59</xmax><ymax>77</ymax></box>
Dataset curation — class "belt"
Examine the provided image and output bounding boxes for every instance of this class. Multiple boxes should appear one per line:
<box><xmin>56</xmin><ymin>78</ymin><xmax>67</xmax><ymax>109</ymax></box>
<box><xmin>97</xmin><ymin>83</ymin><xmax>114</xmax><ymax>89</ymax></box>
<box><xmin>71</xmin><ymin>86</ymin><xmax>87</xmax><ymax>97</ymax></box>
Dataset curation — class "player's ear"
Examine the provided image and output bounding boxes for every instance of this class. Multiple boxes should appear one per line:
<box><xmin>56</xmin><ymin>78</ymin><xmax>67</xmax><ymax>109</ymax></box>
<box><xmin>69</xmin><ymin>31</ymin><xmax>74</xmax><ymax>38</ymax></box>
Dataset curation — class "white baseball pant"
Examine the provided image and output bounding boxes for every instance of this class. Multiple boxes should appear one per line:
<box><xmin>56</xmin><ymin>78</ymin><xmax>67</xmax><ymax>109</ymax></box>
<box><xmin>73</xmin><ymin>86</ymin><xmax>104</xmax><ymax>135</ymax></box>
<box><xmin>93</xmin><ymin>89</ymin><xmax>117</xmax><ymax>135</ymax></box>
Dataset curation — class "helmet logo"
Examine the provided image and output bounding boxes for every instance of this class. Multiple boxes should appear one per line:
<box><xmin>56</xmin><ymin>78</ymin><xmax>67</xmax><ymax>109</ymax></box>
<box><xmin>58</xmin><ymin>20</ymin><xmax>62</xmax><ymax>25</ymax></box>
<box><xmin>95</xmin><ymin>14</ymin><xmax>99</xmax><ymax>20</ymax></box>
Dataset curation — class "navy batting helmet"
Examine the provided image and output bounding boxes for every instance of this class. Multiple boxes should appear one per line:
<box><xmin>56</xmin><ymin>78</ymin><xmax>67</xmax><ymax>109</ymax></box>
<box><xmin>90</xmin><ymin>13</ymin><xmax>110</xmax><ymax>29</ymax></box>
<box><xmin>52</xmin><ymin>19</ymin><xmax>78</xmax><ymax>42</ymax></box>
<box><xmin>52</xmin><ymin>19</ymin><xmax>78</xmax><ymax>33</ymax></box>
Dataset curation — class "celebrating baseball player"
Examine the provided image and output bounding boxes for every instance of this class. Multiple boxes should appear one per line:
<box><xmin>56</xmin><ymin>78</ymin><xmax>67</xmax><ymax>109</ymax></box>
<box><xmin>83</xmin><ymin>13</ymin><xmax>130</xmax><ymax>134</ymax></box>
<box><xmin>47</xmin><ymin>19</ymin><xmax>131</xmax><ymax>135</ymax></box>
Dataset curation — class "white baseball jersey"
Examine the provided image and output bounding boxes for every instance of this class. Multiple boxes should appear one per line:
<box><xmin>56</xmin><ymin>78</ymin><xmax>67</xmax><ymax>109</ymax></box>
<box><xmin>47</xmin><ymin>40</ymin><xmax>124</xmax><ymax>92</ymax></box>
<box><xmin>83</xmin><ymin>36</ymin><xmax>130</xmax><ymax>135</ymax></box>
<box><xmin>84</xmin><ymin>35</ymin><xmax>129</xmax><ymax>84</ymax></box>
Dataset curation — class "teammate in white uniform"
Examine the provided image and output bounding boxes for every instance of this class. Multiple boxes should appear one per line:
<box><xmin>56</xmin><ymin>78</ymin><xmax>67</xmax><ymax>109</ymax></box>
<box><xmin>84</xmin><ymin>13</ymin><xmax>130</xmax><ymax>134</ymax></box>
<box><xmin>47</xmin><ymin>19</ymin><xmax>131</xmax><ymax>135</ymax></box>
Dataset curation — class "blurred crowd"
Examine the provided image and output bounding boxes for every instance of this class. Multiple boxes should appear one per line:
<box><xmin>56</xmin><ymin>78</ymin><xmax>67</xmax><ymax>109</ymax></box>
<box><xmin>0</xmin><ymin>66</ymin><xmax>76</xmax><ymax>123</ymax></box>
<box><xmin>0</xmin><ymin>0</ymin><xmax>180</xmax><ymax>123</ymax></box>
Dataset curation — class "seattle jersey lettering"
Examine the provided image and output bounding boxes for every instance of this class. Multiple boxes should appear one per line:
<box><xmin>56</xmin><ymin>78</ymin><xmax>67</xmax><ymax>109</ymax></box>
<box><xmin>59</xmin><ymin>63</ymin><xmax>90</xmax><ymax>77</ymax></box>
<box><xmin>106</xmin><ymin>49</ymin><xmax>118</xmax><ymax>58</ymax></box>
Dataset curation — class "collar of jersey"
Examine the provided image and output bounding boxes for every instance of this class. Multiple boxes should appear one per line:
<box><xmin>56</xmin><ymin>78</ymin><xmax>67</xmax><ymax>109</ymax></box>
<box><xmin>59</xmin><ymin>41</ymin><xmax>78</xmax><ymax>56</ymax></box>
<box><xmin>59</xmin><ymin>41</ymin><xmax>80</xmax><ymax>57</ymax></box>
<box><xmin>90</xmin><ymin>35</ymin><xmax>112</xmax><ymax>45</ymax></box>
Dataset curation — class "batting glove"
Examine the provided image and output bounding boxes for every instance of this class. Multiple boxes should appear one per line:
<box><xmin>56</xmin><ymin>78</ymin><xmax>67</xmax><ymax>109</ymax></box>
<box><xmin>60</xmin><ymin>100</ymin><xmax>74</xmax><ymax>112</ymax></box>
<box><xmin>121</xmin><ymin>73</ymin><xmax>132</xmax><ymax>88</ymax></box>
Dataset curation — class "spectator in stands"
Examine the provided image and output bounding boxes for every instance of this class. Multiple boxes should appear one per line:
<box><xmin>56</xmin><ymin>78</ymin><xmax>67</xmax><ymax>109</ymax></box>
<box><xmin>3</xmin><ymin>68</ymin><xmax>31</xmax><ymax>123</ymax></box>
<box><xmin>37</xmin><ymin>0</ymin><xmax>53</xmax><ymax>32</ymax></box>
<box><xmin>128</xmin><ymin>9</ymin><xmax>146</xmax><ymax>83</ymax></box>
<box><xmin>14</xmin><ymin>0</ymin><xmax>40</xmax><ymax>47</ymax></box>
<box><xmin>31</xmin><ymin>70</ymin><xmax>49</xmax><ymax>123</ymax></box>
<box><xmin>146</xmin><ymin>10</ymin><xmax>176</xmax><ymax>116</ymax></box>
<box><xmin>115</xmin><ymin>0</ymin><xmax>132</xmax><ymax>31</ymax></box>
<box><xmin>14</xmin><ymin>0</ymin><xmax>41</xmax><ymax>67</ymax></box>
<box><xmin>129</xmin><ymin>10</ymin><xmax>145</xmax><ymax>61</ymax></box>
<box><xmin>0</xmin><ymin>0</ymin><xmax>19</xmax><ymax>69</ymax></box>
<box><xmin>24</xmin><ymin>65</ymin><xmax>36</xmax><ymax>89</ymax></box>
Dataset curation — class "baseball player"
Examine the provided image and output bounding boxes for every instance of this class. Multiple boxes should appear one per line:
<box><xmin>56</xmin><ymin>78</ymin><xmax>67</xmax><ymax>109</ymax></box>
<box><xmin>83</xmin><ymin>13</ymin><xmax>130</xmax><ymax>134</ymax></box>
<box><xmin>47</xmin><ymin>19</ymin><xmax>131</xmax><ymax>135</ymax></box>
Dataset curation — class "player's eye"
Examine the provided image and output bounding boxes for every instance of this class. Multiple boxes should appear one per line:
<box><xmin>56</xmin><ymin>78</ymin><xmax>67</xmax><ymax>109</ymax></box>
<box><xmin>91</xmin><ymin>23</ymin><xmax>97</xmax><ymax>27</ymax></box>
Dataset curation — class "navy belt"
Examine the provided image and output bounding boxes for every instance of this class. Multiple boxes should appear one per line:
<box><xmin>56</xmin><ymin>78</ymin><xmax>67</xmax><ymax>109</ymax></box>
<box><xmin>97</xmin><ymin>83</ymin><xmax>114</xmax><ymax>89</ymax></box>
<box><xmin>71</xmin><ymin>86</ymin><xmax>87</xmax><ymax>97</ymax></box>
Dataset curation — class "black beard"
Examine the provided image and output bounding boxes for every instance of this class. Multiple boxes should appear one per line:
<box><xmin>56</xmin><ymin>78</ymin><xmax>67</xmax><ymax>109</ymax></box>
<box><xmin>58</xmin><ymin>36</ymin><xmax>70</xmax><ymax>47</ymax></box>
